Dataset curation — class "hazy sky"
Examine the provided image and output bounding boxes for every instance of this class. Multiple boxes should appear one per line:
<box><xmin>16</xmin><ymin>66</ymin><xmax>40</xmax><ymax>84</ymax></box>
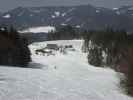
<box><xmin>0</xmin><ymin>0</ymin><xmax>133</xmax><ymax>12</ymax></box>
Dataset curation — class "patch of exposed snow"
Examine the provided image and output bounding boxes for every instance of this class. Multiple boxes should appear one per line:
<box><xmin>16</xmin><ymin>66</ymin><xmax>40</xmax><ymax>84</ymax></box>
<box><xmin>65</xmin><ymin>17</ymin><xmax>72</xmax><ymax>23</ymax></box>
<box><xmin>68</xmin><ymin>8</ymin><xmax>76</xmax><ymax>13</ymax></box>
<box><xmin>3</xmin><ymin>14</ymin><xmax>11</xmax><ymax>18</ymax></box>
<box><xmin>51</xmin><ymin>15</ymin><xmax>56</xmax><ymax>18</ymax></box>
<box><xmin>62</xmin><ymin>13</ymin><xmax>67</xmax><ymax>17</ymax></box>
<box><xmin>0</xmin><ymin>27</ymin><xmax>6</xmax><ymax>31</ymax></box>
<box><xmin>19</xmin><ymin>26</ymin><xmax>55</xmax><ymax>33</ymax></box>
<box><xmin>61</xmin><ymin>8</ymin><xmax>75</xmax><ymax>17</ymax></box>
<box><xmin>75</xmin><ymin>25</ymin><xmax>81</xmax><ymax>28</ymax></box>
<box><xmin>61</xmin><ymin>23</ymin><xmax>67</xmax><ymax>26</ymax></box>
<box><xmin>54</xmin><ymin>11</ymin><xmax>60</xmax><ymax>17</ymax></box>
<box><xmin>113</xmin><ymin>8</ymin><xmax>119</xmax><ymax>10</ymax></box>
<box><xmin>96</xmin><ymin>10</ymin><xmax>100</xmax><ymax>13</ymax></box>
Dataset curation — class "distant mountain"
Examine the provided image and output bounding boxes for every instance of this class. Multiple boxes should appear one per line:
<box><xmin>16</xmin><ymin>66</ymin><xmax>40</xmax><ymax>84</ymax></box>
<box><xmin>1</xmin><ymin>4</ymin><xmax>133</xmax><ymax>32</ymax></box>
<box><xmin>113</xmin><ymin>5</ymin><xmax>133</xmax><ymax>16</ymax></box>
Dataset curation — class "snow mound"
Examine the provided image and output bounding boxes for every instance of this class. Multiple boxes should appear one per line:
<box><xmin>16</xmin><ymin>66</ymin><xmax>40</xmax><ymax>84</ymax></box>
<box><xmin>20</xmin><ymin>26</ymin><xmax>55</xmax><ymax>33</ymax></box>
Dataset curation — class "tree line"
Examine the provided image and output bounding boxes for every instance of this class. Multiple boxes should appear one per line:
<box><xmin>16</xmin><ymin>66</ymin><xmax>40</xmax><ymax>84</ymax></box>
<box><xmin>82</xmin><ymin>28</ymin><xmax>133</xmax><ymax>96</ymax></box>
<box><xmin>0</xmin><ymin>26</ymin><xmax>31</xmax><ymax>67</ymax></box>
<box><xmin>47</xmin><ymin>25</ymin><xmax>81</xmax><ymax>40</ymax></box>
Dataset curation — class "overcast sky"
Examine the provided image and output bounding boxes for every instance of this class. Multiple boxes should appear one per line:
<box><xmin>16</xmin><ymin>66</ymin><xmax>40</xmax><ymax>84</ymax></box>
<box><xmin>0</xmin><ymin>0</ymin><xmax>133</xmax><ymax>12</ymax></box>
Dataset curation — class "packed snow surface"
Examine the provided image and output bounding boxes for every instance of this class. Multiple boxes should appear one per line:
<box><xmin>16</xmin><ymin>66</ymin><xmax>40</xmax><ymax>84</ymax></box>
<box><xmin>20</xmin><ymin>26</ymin><xmax>55</xmax><ymax>33</ymax></box>
<box><xmin>0</xmin><ymin>40</ymin><xmax>132</xmax><ymax>100</ymax></box>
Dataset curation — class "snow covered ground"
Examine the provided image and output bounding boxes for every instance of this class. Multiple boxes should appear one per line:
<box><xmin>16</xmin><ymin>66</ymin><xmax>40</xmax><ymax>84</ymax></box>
<box><xmin>19</xmin><ymin>26</ymin><xmax>55</xmax><ymax>33</ymax></box>
<box><xmin>0</xmin><ymin>40</ymin><xmax>132</xmax><ymax>100</ymax></box>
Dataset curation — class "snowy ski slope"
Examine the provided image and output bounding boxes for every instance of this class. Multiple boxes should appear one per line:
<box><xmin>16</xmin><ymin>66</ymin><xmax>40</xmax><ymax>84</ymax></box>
<box><xmin>0</xmin><ymin>40</ymin><xmax>132</xmax><ymax>100</ymax></box>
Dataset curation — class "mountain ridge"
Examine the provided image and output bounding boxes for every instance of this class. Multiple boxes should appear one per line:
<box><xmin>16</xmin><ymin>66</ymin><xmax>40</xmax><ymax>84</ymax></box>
<box><xmin>0</xmin><ymin>4</ymin><xmax>133</xmax><ymax>31</ymax></box>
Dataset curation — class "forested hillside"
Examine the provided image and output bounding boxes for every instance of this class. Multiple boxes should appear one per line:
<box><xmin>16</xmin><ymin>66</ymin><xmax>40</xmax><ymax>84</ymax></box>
<box><xmin>0</xmin><ymin>26</ymin><xmax>31</xmax><ymax>67</ymax></box>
